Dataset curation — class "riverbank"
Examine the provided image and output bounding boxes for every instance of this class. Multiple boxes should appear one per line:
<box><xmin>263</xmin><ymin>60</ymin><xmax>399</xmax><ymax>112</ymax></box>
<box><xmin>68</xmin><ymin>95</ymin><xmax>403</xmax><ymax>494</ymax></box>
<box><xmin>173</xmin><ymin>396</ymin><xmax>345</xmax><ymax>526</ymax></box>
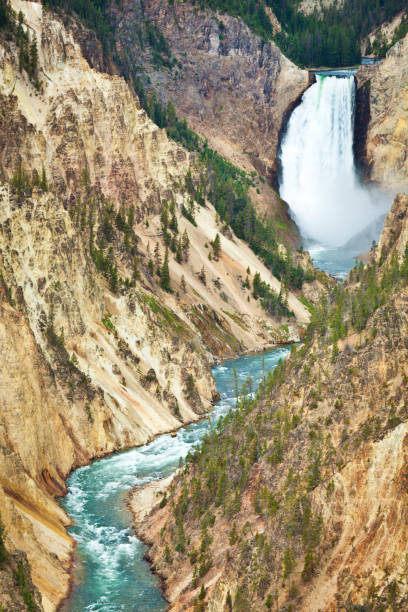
<box><xmin>59</xmin><ymin>347</ymin><xmax>291</xmax><ymax>611</ymax></box>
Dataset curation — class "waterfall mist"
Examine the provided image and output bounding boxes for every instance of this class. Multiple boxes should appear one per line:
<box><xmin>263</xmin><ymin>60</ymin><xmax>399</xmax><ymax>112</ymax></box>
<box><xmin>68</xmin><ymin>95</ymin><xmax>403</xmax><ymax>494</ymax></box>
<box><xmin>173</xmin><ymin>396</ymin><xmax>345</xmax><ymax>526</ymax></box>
<box><xmin>279</xmin><ymin>74</ymin><xmax>389</xmax><ymax>248</ymax></box>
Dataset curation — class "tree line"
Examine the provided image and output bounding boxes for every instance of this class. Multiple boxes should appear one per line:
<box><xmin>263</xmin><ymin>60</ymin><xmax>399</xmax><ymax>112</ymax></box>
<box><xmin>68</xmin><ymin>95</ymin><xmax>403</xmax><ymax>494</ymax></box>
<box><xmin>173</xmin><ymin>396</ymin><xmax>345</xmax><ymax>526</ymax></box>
<box><xmin>191</xmin><ymin>0</ymin><xmax>407</xmax><ymax>67</ymax></box>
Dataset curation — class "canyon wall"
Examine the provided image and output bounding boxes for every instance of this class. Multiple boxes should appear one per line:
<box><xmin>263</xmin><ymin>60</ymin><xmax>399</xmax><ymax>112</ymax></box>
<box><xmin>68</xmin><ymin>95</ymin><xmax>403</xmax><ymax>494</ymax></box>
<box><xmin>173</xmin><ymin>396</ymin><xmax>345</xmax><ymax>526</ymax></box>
<box><xmin>109</xmin><ymin>0</ymin><xmax>311</xmax><ymax>239</ymax></box>
<box><xmin>136</xmin><ymin>193</ymin><xmax>408</xmax><ymax>611</ymax></box>
<box><xmin>357</xmin><ymin>32</ymin><xmax>408</xmax><ymax>192</ymax></box>
<box><xmin>0</xmin><ymin>1</ymin><xmax>310</xmax><ymax>609</ymax></box>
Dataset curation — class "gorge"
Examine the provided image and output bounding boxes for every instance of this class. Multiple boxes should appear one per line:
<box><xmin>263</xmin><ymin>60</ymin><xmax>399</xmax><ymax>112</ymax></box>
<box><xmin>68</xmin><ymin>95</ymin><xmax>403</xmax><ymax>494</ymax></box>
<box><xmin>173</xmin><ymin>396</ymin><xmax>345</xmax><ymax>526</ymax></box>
<box><xmin>0</xmin><ymin>1</ymin><xmax>408</xmax><ymax>611</ymax></box>
<box><xmin>62</xmin><ymin>64</ymin><xmax>395</xmax><ymax>611</ymax></box>
<box><xmin>61</xmin><ymin>349</ymin><xmax>290</xmax><ymax>611</ymax></box>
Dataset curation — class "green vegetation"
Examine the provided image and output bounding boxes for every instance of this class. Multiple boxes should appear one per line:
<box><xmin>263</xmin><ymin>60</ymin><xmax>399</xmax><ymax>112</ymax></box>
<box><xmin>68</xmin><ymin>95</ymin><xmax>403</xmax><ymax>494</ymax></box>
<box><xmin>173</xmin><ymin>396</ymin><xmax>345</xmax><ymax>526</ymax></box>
<box><xmin>155</xmin><ymin>234</ymin><xmax>408</xmax><ymax>606</ymax></box>
<box><xmin>0</xmin><ymin>1</ymin><xmax>41</xmax><ymax>89</ymax></box>
<box><xmin>43</xmin><ymin>0</ymin><xmax>311</xmax><ymax>299</ymax></box>
<box><xmin>0</xmin><ymin>515</ymin><xmax>7</xmax><ymax>567</ymax></box>
<box><xmin>11</xmin><ymin>163</ymin><xmax>48</xmax><ymax>199</ymax></box>
<box><xmin>160</xmin><ymin>247</ymin><xmax>171</xmax><ymax>292</ymax></box>
<box><xmin>308</xmin><ymin>246</ymin><xmax>408</xmax><ymax>347</ymax></box>
<box><xmin>145</xmin><ymin>117</ymin><xmax>310</xmax><ymax>293</ymax></box>
<box><xmin>14</xmin><ymin>560</ymin><xmax>38</xmax><ymax>611</ymax></box>
<box><xmin>69</xmin><ymin>191</ymin><xmax>140</xmax><ymax>293</ymax></box>
<box><xmin>191</xmin><ymin>0</ymin><xmax>406</xmax><ymax>67</ymax></box>
<box><xmin>252</xmin><ymin>271</ymin><xmax>293</xmax><ymax>318</ymax></box>
<box><xmin>368</xmin><ymin>12</ymin><xmax>408</xmax><ymax>57</ymax></box>
<box><xmin>142</xmin><ymin>292</ymin><xmax>189</xmax><ymax>335</ymax></box>
<box><xmin>44</xmin><ymin>0</ymin><xmax>114</xmax><ymax>52</ymax></box>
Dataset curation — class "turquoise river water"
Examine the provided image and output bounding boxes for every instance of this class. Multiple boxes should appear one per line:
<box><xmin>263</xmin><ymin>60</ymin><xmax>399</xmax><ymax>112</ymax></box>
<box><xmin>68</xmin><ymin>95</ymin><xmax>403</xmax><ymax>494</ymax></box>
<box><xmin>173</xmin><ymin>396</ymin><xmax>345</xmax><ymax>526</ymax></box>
<box><xmin>61</xmin><ymin>347</ymin><xmax>291</xmax><ymax>611</ymax></box>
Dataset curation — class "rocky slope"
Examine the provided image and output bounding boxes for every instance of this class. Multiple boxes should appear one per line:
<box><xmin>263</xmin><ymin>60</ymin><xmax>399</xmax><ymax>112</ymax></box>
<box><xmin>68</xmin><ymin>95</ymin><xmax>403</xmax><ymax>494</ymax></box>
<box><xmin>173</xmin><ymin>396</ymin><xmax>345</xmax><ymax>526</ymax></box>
<box><xmin>108</xmin><ymin>0</ymin><xmax>311</xmax><ymax>238</ymax></box>
<box><xmin>362</xmin><ymin>10</ymin><xmax>406</xmax><ymax>55</ymax></box>
<box><xmin>356</xmin><ymin>32</ymin><xmax>408</xmax><ymax>192</ymax></box>
<box><xmin>0</xmin><ymin>1</ymin><xmax>311</xmax><ymax>609</ymax></box>
<box><xmin>134</xmin><ymin>192</ymin><xmax>408</xmax><ymax>611</ymax></box>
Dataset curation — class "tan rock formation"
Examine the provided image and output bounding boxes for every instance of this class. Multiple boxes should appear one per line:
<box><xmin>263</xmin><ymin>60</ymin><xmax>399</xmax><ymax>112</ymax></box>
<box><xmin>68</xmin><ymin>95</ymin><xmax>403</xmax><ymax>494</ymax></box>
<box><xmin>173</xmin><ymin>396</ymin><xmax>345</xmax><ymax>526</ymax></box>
<box><xmin>134</xmin><ymin>191</ymin><xmax>408</xmax><ymax>611</ymax></box>
<box><xmin>0</xmin><ymin>1</ymin><xmax>310</xmax><ymax>609</ymax></box>
<box><xmin>357</xmin><ymin>33</ymin><xmax>408</xmax><ymax>192</ymax></box>
<box><xmin>110</xmin><ymin>0</ymin><xmax>311</xmax><ymax>239</ymax></box>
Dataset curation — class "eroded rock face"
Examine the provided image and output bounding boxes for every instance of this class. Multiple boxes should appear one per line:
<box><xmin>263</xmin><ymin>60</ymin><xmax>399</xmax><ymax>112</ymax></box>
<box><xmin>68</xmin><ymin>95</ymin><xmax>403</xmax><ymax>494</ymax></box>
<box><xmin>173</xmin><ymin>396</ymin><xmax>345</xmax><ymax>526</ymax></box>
<box><xmin>356</xmin><ymin>33</ymin><xmax>408</xmax><ymax>192</ymax></box>
<box><xmin>135</xmin><ymin>192</ymin><xmax>408</xmax><ymax>611</ymax></box>
<box><xmin>376</xmin><ymin>192</ymin><xmax>408</xmax><ymax>262</ymax></box>
<box><xmin>110</xmin><ymin>0</ymin><xmax>310</xmax><ymax>238</ymax></box>
<box><xmin>0</xmin><ymin>2</ymin><xmax>310</xmax><ymax>609</ymax></box>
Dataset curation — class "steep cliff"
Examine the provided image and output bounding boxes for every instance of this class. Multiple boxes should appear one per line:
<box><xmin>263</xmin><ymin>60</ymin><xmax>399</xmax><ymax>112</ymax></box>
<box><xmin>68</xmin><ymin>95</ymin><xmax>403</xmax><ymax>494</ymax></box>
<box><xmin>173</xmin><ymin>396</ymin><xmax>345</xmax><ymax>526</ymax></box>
<box><xmin>135</xmin><ymin>192</ymin><xmax>408</xmax><ymax>611</ymax></box>
<box><xmin>0</xmin><ymin>1</ymin><xmax>311</xmax><ymax>609</ymax></box>
<box><xmin>108</xmin><ymin>0</ymin><xmax>310</xmax><ymax>236</ymax></box>
<box><xmin>356</xmin><ymin>32</ymin><xmax>408</xmax><ymax>192</ymax></box>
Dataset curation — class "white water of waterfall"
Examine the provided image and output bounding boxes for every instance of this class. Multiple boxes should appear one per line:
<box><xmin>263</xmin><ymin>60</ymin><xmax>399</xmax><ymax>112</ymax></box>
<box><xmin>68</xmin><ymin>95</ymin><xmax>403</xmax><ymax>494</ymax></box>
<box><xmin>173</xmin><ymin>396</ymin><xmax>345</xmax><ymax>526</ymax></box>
<box><xmin>280</xmin><ymin>74</ymin><xmax>388</xmax><ymax>249</ymax></box>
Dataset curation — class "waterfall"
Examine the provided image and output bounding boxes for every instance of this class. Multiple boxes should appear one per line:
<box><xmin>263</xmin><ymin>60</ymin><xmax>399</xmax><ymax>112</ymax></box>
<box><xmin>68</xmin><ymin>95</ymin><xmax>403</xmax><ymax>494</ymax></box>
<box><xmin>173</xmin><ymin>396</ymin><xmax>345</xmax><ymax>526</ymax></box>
<box><xmin>279</xmin><ymin>74</ymin><xmax>387</xmax><ymax>247</ymax></box>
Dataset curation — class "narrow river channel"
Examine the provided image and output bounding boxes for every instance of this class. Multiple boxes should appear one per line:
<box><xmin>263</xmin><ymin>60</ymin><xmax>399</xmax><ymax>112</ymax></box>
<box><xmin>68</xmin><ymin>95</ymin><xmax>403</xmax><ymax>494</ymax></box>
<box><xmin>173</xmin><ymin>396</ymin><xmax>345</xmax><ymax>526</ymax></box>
<box><xmin>61</xmin><ymin>347</ymin><xmax>291</xmax><ymax>611</ymax></box>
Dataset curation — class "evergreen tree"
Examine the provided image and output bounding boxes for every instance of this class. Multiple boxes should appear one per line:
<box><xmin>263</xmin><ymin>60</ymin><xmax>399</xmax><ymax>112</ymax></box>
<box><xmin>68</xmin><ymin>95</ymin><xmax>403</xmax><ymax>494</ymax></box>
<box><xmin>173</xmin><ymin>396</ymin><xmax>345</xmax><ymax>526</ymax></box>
<box><xmin>0</xmin><ymin>515</ymin><xmax>7</xmax><ymax>566</ymax></box>
<box><xmin>40</xmin><ymin>165</ymin><xmax>48</xmax><ymax>191</ymax></box>
<box><xmin>154</xmin><ymin>242</ymin><xmax>161</xmax><ymax>273</ymax></box>
<box><xmin>29</xmin><ymin>33</ymin><xmax>38</xmax><ymax>77</ymax></box>
<box><xmin>199</xmin><ymin>265</ymin><xmax>206</xmax><ymax>285</ymax></box>
<box><xmin>176</xmin><ymin>240</ymin><xmax>183</xmax><ymax>264</ymax></box>
<box><xmin>212</xmin><ymin>233</ymin><xmax>221</xmax><ymax>260</ymax></box>
<box><xmin>182</xmin><ymin>229</ymin><xmax>190</xmax><ymax>262</ymax></box>
<box><xmin>161</xmin><ymin>205</ymin><xmax>168</xmax><ymax>233</ymax></box>
<box><xmin>160</xmin><ymin>247</ymin><xmax>171</xmax><ymax>291</ymax></box>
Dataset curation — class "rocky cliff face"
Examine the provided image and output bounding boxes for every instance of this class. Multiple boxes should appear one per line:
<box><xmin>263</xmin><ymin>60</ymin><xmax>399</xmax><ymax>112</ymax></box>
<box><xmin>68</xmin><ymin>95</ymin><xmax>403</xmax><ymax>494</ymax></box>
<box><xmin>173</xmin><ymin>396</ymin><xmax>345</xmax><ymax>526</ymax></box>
<box><xmin>135</xmin><ymin>191</ymin><xmax>408</xmax><ymax>611</ymax></box>
<box><xmin>109</xmin><ymin>0</ymin><xmax>310</xmax><ymax>239</ymax></box>
<box><xmin>0</xmin><ymin>1</ymin><xmax>310</xmax><ymax>609</ymax></box>
<box><xmin>356</xmin><ymin>33</ymin><xmax>408</xmax><ymax>192</ymax></box>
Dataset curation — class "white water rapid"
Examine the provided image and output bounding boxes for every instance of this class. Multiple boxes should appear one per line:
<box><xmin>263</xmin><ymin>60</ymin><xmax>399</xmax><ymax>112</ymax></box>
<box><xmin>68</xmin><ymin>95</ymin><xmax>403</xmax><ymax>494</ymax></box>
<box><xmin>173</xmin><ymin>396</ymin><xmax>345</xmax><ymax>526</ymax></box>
<box><xmin>280</xmin><ymin>73</ymin><xmax>388</xmax><ymax>248</ymax></box>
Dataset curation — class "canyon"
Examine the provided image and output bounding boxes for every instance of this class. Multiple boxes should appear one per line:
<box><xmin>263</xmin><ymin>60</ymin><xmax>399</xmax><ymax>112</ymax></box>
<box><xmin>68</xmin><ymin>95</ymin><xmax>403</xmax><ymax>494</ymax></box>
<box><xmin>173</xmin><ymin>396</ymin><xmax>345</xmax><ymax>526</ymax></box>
<box><xmin>0</xmin><ymin>1</ymin><xmax>311</xmax><ymax>610</ymax></box>
<box><xmin>136</xmin><ymin>192</ymin><xmax>408</xmax><ymax>611</ymax></box>
<box><xmin>357</xmin><ymin>32</ymin><xmax>408</xmax><ymax>192</ymax></box>
<box><xmin>0</xmin><ymin>0</ymin><xmax>407</xmax><ymax>611</ymax></box>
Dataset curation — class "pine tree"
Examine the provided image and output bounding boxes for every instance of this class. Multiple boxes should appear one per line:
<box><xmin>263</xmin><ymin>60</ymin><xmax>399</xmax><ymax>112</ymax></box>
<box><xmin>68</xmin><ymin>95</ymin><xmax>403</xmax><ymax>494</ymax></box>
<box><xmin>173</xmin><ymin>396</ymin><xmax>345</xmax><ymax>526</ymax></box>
<box><xmin>252</xmin><ymin>272</ymin><xmax>262</xmax><ymax>300</ymax></box>
<box><xmin>180</xmin><ymin>275</ymin><xmax>187</xmax><ymax>293</ymax></box>
<box><xmin>170</xmin><ymin>210</ymin><xmax>178</xmax><ymax>234</ymax></box>
<box><xmin>176</xmin><ymin>240</ymin><xmax>183</xmax><ymax>264</ymax></box>
<box><xmin>160</xmin><ymin>247</ymin><xmax>171</xmax><ymax>292</ymax></box>
<box><xmin>110</xmin><ymin>264</ymin><xmax>119</xmax><ymax>293</ymax></box>
<box><xmin>40</xmin><ymin>165</ymin><xmax>48</xmax><ymax>191</ymax></box>
<box><xmin>212</xmin><ymin>233</ymin><xmax>221</xmax><ymax>260</ymax></box>
<box><xmin>161</xmin><ymin>205</ymin><xmax>168</xmax><ymax>233</ymax></box>
<box><xmin>29</xmin><ymin>34</ymin><xmax>38</xmax><ymax>78</ymax></box>
<box><xmin>154</xmin><ymin>242</ymin><xmax>161</xmax><ymax>274</ymax></box>
<box><xmin>198</xmin><ymin>265</ymin><xmax>206</xmax><ymax>285</ymax></box>
<box><xmin>132</xmin><ymin>257</ymin><xmax>140</xmax><ymax>282</ymax></box>
<box><xmin>170</xmin><ymin>235</ymin><xmax>178</xmax><ymax>253</ymax></box>
<box><xmin>0</xmin><ymin>515</ymin><xmax>8</xmax><ymax>566</ymax></box>
<box><xmin>182</xmin><ymin>229</ymin><xmax>190</xmax><ymax>262</ymax></box>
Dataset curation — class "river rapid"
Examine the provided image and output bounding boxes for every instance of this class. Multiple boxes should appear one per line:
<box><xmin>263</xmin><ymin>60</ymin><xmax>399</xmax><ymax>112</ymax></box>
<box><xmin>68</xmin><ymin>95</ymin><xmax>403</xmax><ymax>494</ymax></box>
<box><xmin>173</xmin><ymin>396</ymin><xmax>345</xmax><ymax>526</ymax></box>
<box><xmin>61</xmin><ymin>348</ymin><xmax>291</xmax><ymax>611</ymax></box>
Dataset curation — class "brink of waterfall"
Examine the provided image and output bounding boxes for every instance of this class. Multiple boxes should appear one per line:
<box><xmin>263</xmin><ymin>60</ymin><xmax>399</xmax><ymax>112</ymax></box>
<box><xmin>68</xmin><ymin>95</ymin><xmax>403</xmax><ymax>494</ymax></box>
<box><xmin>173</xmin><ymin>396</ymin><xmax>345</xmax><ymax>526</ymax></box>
<box><xmin>279</xmin><ymin>73</ymin><xmax>388</xmax><ymax>248</ymax></box>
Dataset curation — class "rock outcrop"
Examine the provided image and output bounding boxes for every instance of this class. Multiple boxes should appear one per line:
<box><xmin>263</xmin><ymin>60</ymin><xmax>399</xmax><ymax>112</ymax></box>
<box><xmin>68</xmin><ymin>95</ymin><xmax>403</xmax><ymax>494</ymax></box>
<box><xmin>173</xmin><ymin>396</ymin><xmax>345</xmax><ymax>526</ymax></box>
<box><xmin>356</xmin><ymin>33</ymin><xmax>408</xmax><ymax>192</ymax></box>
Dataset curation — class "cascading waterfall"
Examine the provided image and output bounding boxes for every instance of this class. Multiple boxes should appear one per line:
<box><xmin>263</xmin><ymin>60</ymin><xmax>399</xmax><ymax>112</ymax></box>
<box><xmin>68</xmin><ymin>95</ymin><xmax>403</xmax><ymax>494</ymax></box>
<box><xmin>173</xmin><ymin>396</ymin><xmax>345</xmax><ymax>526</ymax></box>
<box><xmin>280</xmin><ymin>73</ymin><xmax>387</xmax><ymax>249</ymax></box>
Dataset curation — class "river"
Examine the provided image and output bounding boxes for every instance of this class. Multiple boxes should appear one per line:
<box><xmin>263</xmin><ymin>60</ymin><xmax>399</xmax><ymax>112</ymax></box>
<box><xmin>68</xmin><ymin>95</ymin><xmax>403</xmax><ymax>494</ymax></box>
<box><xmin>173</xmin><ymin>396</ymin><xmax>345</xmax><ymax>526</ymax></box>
<box><xmin>61</xmin><ymin>69</ymin><xmax>387</xmax><ymax>612</ymax></box>
<box><xmin>60</xmin><ymin>347</ymin><xmax>291</xmax><ymax>611</ymax></box>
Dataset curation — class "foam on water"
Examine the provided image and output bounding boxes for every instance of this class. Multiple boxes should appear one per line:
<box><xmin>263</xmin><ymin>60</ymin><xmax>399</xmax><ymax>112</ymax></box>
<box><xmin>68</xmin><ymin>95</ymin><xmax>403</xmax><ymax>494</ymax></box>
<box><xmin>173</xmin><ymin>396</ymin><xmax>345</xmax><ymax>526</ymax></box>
<box><xmin>61</xmin><ymin>347</ymin><xmax>290</xmax><ymax>611</ymax></box>
<box><xmin>280</xmin><ymin>72</ymin><xmax>391</xmax><ymax>276</ymax></box>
